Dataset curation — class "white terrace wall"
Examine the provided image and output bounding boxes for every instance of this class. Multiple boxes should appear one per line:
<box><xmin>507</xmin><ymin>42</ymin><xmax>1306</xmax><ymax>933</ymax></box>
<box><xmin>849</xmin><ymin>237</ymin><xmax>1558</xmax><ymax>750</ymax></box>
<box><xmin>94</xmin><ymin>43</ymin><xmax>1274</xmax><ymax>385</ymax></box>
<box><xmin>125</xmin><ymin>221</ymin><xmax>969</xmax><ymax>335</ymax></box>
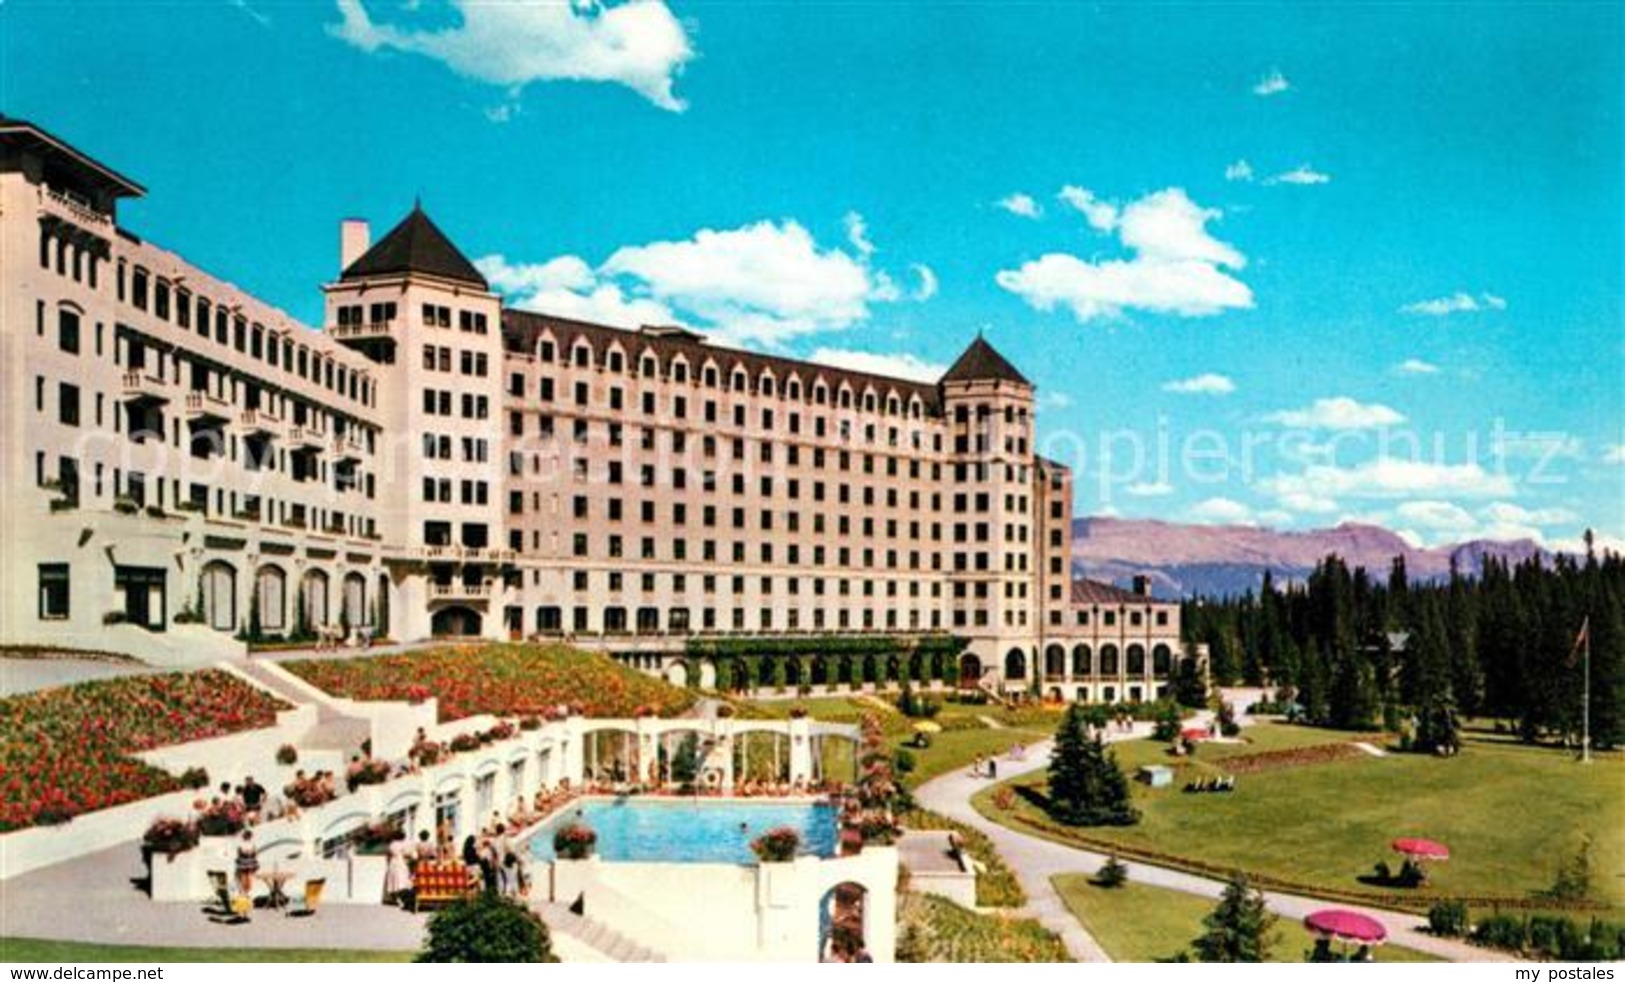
<box><xmin>0</xmin><ymin>703</ymin><xmax>316</xmax><ymax>880</ymax></box>
<box><xmin>550</xmin><ymin>848</ymin><xmax>898</xmax><ymax>962</ymax></box>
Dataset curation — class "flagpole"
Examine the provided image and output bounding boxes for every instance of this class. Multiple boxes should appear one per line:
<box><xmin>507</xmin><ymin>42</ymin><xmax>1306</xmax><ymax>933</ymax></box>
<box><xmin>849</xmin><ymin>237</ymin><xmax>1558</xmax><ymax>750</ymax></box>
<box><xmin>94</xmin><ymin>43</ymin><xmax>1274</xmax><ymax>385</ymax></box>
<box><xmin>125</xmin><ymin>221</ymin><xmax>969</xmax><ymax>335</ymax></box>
<box><xmin>1582</xmin><ymin>615</ymin><xmax>1592</xmax><ymax>765</ymax></box>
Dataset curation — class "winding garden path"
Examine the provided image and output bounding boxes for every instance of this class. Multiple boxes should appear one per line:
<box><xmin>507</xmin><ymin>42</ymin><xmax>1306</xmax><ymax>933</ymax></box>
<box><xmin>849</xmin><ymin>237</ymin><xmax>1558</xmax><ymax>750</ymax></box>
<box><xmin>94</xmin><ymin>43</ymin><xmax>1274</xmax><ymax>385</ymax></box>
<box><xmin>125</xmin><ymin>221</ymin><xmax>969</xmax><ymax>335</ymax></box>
<box><xmin>914</xmin><ymin>734</ymin><xmax>1520</xmax><ymax>964</ymax></box>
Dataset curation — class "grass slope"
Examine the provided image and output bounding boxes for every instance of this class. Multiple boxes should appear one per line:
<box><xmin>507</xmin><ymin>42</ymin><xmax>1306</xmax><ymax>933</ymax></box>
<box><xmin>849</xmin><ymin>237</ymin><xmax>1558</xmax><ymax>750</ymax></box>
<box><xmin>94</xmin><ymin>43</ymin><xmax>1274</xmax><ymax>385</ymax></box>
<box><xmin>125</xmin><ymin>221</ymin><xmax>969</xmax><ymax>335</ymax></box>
<box><xmin>1051</xmin><ymin>878</ymin><xmax>1442</xmax><ymax>963</ymax></box>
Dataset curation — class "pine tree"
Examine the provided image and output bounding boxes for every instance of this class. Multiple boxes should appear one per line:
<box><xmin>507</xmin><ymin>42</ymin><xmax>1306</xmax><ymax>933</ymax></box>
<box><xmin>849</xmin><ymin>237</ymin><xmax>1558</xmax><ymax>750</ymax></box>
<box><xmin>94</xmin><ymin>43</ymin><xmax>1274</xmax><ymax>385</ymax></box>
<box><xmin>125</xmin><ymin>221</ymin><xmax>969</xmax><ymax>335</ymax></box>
<box><xmin>1047</xmin><ymin>706</ymin><xmax>1139</xmax><ymax>826</ymax></box>
<box><xmin>1192</xmin><ymin>874</ymin><xmax>1278</xmax><ymax>962</ymax></box>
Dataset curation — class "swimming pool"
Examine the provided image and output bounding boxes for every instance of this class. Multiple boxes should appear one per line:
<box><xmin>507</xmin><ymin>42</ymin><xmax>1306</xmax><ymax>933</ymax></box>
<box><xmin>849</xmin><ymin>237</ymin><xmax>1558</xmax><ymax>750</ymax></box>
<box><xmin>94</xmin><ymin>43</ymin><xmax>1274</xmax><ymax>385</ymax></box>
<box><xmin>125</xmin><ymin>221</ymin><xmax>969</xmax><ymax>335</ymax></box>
<box><xmin>528</xmin><ymin>798</ymin><xmax>840</xmax><ymax>863</ymax></box>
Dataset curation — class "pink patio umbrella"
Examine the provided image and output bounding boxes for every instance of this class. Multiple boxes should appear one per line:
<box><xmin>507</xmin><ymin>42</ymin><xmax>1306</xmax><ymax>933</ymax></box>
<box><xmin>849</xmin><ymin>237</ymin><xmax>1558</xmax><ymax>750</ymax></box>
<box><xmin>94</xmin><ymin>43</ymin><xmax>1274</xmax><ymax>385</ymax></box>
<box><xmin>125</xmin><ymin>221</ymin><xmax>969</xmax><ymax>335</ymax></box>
<box><xmin>1304</xmin><ymin>908</ymin><xmax>1388</xmax><ymax>946</ymax></box>
<box><xmin>1391</xmin><ymin>838</ymin><xmax>1451</xmax><ymax>861</ymax></box>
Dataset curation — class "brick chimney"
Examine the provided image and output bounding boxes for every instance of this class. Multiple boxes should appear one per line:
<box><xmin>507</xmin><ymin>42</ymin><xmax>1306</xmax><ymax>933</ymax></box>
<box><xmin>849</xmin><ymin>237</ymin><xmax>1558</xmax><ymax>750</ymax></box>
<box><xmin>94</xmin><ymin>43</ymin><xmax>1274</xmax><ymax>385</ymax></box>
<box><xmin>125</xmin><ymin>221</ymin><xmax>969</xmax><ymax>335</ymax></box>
<box><xmin>340</xmin><ymin>218</ymin><xmax>370</xmax><ymax>272</ymax></box>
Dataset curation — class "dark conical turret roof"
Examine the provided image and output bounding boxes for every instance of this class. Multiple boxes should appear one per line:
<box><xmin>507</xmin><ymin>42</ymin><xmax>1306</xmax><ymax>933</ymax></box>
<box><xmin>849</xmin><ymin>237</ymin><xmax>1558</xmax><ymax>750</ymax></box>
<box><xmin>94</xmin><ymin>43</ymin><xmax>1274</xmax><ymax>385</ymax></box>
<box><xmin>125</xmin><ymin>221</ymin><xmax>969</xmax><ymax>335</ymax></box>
<box><xmin>941</xmin><ymin>335</ymin><xmax>1030</xmax><ymax>386</ymax></box>
<box><xmin>341</xmin><ymin>205</ymin><xmax>488</xmax><ymax>288</ymax></box>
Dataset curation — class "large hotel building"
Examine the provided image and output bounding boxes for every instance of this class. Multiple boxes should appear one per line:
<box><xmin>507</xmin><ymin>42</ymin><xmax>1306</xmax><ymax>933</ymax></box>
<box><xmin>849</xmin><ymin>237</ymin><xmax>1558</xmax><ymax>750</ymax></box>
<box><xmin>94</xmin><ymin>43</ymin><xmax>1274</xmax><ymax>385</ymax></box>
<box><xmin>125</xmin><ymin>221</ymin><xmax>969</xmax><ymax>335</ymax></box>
<box><xmin>0</xmin><ymin>118</ymin><xmax>1199</xmax><ymax>702</ymax></box>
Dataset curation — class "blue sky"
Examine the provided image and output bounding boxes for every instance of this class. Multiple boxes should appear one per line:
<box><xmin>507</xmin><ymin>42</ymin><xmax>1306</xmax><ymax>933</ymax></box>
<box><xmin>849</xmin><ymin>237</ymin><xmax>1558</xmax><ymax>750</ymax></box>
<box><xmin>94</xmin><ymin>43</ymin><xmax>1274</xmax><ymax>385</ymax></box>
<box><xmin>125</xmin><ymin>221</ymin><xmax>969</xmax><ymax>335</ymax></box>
<box><xmin>3</xmin><ymin>1</ymin><xmax>1620</xmax><ymax>548</ymax></box>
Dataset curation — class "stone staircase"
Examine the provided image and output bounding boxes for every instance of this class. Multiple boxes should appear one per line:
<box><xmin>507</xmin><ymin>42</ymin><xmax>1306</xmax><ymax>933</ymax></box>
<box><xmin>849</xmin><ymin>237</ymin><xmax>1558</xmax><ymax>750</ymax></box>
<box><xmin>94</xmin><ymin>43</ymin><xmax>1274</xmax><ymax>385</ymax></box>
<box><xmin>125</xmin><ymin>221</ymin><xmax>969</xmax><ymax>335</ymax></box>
<box><xmin>533</xmin><ymin>900</ymin><xmax>667</xmax><ymax>962</ymax></box>
<box><xmin>228</xmin><ymin>660</ymin><xmax>372</xmax><ymax>757</ymax></box>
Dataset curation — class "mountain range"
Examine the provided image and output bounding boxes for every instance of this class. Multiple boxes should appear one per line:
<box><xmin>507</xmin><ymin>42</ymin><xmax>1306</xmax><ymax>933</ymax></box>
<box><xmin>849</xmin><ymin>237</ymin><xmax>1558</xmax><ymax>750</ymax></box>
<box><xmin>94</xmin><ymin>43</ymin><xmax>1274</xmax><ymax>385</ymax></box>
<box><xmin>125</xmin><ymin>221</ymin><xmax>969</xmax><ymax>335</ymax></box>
<box><xmin>1071</xmin><ymin>517</ymin><xmax>1550</xmax><ymax>599</ymax></box>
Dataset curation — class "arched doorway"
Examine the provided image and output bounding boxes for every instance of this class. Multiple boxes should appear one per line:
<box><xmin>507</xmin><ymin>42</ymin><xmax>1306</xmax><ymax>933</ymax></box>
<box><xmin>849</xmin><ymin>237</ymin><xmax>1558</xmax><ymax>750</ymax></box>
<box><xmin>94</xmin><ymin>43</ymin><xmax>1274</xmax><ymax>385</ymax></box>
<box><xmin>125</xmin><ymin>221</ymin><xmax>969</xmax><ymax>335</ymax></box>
<box><xmin>342</xmin><ymin>572</ymin><xmax>366</xmax><ymax>628</ymax></box>
<box><xmin>255</xmin><ymin>565</ymin><xmax>287</xmax><ymax>633</ymax></box>
<box><xmin>1128</xmin><ymin>644</ymin><xmax>1146</xmax><ymax>676</ymax></box>
<box><xmin>200</xmin><ymin>560</ymin><xmax>236</xmax><ymax>632</ymax></box>
<box><xmin>664</xmin><ymin>661</ymin><xmax>689</xmax><ymax>687</ymax></box>
<box><xmin>957</xmin><ymin>653</ymin><xmax>982</xmax><ymax>688</ymax></box>
<box><xmin>430</xmin><ymin>606</ymin><xmax>482</xmax><ymax>638</ymax></box>
<box><xmin>1004</xmin><ymin>647</ymin><xmax>1027</xmax><ymax>682</ymax></box>
<box><xmin>819</xmin><ymin>882</ymin><xmax>870</xmax><ymax>962</ymax></box>
<box><xmin>301</xmin><ymin>569</ymin><xmax>330</xmax><ymax>629</ymax></box>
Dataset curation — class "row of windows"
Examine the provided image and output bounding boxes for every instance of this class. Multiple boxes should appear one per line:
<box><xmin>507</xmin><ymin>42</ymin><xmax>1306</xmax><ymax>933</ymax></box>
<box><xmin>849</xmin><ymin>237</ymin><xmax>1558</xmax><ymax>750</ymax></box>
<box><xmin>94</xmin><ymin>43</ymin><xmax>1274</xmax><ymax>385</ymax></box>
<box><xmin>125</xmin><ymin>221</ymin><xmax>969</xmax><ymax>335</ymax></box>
<box><xmin>528</xmin><ymin>337</ymin><xmax>940</xmax><ymax>418</ymax></box>
<box><xmin>422</xmin><ymin>389</ymin><xmax>490</xmax><ymax>419</ymax></box>
<box><xmin>532</xmin><ymin>604</ymin><xmax>941</xmax><ymax>634</ymax></box>
<box><xmin>113</xmin><ymin>257</ymin><xmax>374</xmax><ymax>408</ymax></box>
<box><xmin>419</xmin><ymin>305</ymin><xmax>489</xmax><ymax>334</ymax></box>
<box><xmin>424</xmin><ymin>345</ymin><xmax>489</xmax><ymax>377</ymax></box>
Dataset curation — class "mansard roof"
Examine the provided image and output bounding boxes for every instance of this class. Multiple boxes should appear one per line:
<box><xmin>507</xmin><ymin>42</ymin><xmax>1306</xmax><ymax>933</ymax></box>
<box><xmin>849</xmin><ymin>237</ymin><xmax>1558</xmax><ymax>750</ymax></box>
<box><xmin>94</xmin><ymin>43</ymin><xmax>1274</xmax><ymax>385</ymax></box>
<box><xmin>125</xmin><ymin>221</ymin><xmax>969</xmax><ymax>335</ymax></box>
<box><xmin>341</xmin><ymin>205</ymin><xmax>488</xmax><ymax>289</ymax></box>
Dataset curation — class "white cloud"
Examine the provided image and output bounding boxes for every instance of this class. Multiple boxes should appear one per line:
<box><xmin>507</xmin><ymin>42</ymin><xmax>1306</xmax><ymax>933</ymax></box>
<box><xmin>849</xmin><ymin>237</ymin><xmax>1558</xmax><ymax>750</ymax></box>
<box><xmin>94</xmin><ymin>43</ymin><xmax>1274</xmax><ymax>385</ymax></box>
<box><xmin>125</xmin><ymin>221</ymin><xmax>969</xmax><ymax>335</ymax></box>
<box><xmin>1040</xmin><ymin>390</ymin><xmax>1073</xmax><ymax>409</ymax></box>
<box><xmin>1188</xmin><ymin>497</ymin><xmax>1254</xmax><ymax>524</ymax></box>
<box><xmin>229</xmin><ymin>0</ymin><xmax>271</xmax><ymax>27</ymax></box>
<box><xmin>1057</xmin><ymin>186</ymin><xmax>1119</xmax><ymax>232</ymax></box>
<box><xmin>910</xmin><ymin>264</ymin><xmax>939</xmax><ymax>301</ymax></box>
<box><xmin>603</xmin><ymin>221</ymin><xmax>875</xmax><ymax>345</ymax></box>
<box><xmin>1401</xmin><ymin>292</ymin><xmax>1508</xmax><ymax>316</ymax></box>
<box><xmin>1264</xmin><ymin>397</ymin><xmax>1406</xmax><ymax>430</ymax></box>
<box><xmin>996</xmin><ymin>193</ymin><xmax>1041</xmax><ymax>219</ymax></box>
<box><xmin>328</xmin><ymin>0</ymin><xmax>695</xmax><ymax>112</ymax></box>
<box><xmin>478</xmin><ymin>214</ymin><xmax>931</xmax><ymax>348</ymax></box>
<box><xmin>998</xmin><ymin>188</ymin><xmax>1252</xmax><ymax>321</ymax></box>
<box><xmin>1224</xmin><ymin>159</ymin><xmax>1254</xmax><ymax>182</ymax></box>
<box><xmin>1253</xmin><ymin>69</ymin><xmax>1291</xmax><ymax>96</ymax></box>
<box><xmin>1257</xmin><ymin>509</ymin><xmax>1295</xmax><ymax>527</ymax></box>
<box><xmin>1262</xmin><ymin>458</ymin><xmax>1518</xmax><ymax>505</ymax></box>
<box><xmin>1162</xmin><ymin>372</ymin><xmax>1236</xmax><ymax>395</ymax></box>
<box><xmin>1395</xmin><ymin>358</ymin><xmax>1440</xmax><ymax>375</ymax></box>
<box><xmin>1395</xmin><ymin>500</ymin><xmax>1478</xmax><ymax>532</ymax></box>
<box><xmin>1604</xmin><ymin>444</ymin><xmax>1625</xmax><ymax>465</ymax></box>
<box><xmin>478</xmin><ymin>254</ymin><xmax>677</xmax><ymax>328</ymax></box>
<box><xmin>844</xmin><ymin>211</ymin><xmax>875</xmax><ymax>258</ymax></box>
<box><xmin>1265</xmin><ymin>165</ymin><xmax>1331</xmax><ymax>186</ymax></box>
<box><xmin>806</xmin><ymin>348</ymin><xmax>946</xmax><ymax>384</ymax></box>
<box><xmin>1125</xmin><ymin>481</ymin><xmax>1174</xmax><ymax>498</ymax></box>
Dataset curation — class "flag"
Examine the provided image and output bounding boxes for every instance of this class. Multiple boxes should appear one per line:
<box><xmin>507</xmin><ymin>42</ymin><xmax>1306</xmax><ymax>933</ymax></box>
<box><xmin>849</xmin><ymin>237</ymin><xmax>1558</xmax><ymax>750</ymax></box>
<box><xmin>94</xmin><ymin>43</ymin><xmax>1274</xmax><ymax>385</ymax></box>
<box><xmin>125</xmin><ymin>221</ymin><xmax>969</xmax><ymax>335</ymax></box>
<box><xmin>1567</xmin><ymin>617</ymin><xmax>1590</xmax><ymax>668</ymax></box>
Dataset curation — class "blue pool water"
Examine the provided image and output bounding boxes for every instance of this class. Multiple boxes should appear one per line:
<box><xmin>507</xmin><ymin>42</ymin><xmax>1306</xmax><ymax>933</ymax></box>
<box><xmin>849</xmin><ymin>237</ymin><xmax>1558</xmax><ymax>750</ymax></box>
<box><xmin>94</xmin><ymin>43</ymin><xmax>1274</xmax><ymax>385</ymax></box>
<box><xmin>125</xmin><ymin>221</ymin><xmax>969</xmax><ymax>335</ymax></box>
<box><xmin>528</xmin><ymin>798</ymin><xmax>839</xmax><ymax>863</ymax></box>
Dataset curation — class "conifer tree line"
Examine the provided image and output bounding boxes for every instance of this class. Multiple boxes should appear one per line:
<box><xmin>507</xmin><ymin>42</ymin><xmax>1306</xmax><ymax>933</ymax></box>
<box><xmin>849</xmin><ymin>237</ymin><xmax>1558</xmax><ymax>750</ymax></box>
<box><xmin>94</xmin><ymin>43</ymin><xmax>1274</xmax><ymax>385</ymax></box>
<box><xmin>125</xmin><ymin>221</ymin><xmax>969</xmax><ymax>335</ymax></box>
<box><xmin>1181</xmin><ymin>542</ymin><xmax>1624</xmax><ymax>750</ymax></box>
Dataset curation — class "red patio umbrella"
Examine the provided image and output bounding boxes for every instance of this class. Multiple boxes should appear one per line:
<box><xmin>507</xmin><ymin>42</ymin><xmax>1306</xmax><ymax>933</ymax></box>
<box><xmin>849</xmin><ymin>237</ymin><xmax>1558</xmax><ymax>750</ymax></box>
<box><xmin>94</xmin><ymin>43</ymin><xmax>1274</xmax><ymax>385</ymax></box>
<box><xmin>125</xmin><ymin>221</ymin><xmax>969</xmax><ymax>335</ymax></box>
<box><xmin>1391</xmin><ymin>837</ymin><xmax>1450</xmax><ymax>861</ymax></box>
<box><xmin>1304</xmin><ymin>909</ymin><xmax>1388</xmax><ymax>945</ymax></box>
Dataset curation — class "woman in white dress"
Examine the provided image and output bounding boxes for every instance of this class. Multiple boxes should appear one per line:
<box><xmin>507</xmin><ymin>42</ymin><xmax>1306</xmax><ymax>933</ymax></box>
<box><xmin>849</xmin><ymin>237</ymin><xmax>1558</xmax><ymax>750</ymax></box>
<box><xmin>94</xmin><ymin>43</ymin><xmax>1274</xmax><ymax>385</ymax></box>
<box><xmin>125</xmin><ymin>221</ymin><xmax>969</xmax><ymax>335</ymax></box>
<box><xmin>383</xmin><ymin>829</ymin><xmax>412</xmax><ymax>905</ymax></box>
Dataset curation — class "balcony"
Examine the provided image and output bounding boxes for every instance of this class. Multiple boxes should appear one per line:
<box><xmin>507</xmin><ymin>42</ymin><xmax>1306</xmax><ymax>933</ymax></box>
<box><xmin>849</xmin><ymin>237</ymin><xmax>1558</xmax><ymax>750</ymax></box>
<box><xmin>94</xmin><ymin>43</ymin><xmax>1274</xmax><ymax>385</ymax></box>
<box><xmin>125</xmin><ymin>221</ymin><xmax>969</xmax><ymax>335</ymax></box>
<box><xmin>237</xmin><ymin>408</ymin><xmax>282</xmax><ymax>438</ymax></box>
<box><xmin>330</xmin><ymin>433</ymin><xmax>366</xmax><ymax>461</ymax></box>
<box><xmin>40</xmin><ymin>186</ymin><xmax>112</xmax><ymax>230</ymax></box>
<box><xmin>329</xmin><ymin>320</ymin><xmax>396</xmax><ymax>342</ymax></box>
<box><xmin>121</xmin><ymin>370</ymin><xmax>169</xmax><ymax>404</ymax></box>
<box><xmin>287</xmin><ymin>425</ymin><xmax>327</xmax><ymax>451</ymax></box>
<box><xmin>430</xmin><ymin>582</ymin><xmax>491</xmax><ymax>600</ymax></box>
<box><xmin>183</xmin><ymin>391</ymin><xmax>230</xmax><ymax>425</ymax></box>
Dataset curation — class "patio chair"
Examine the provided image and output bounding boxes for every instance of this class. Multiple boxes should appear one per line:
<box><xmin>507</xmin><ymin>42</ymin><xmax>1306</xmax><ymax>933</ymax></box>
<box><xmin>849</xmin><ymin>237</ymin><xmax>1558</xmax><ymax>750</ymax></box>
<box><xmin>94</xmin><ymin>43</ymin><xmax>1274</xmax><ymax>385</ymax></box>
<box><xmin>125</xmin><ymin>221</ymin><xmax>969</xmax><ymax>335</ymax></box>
<box><xmin>287</xmin><ymin>877</ymin><xmax>325</xmax><ymax>918</ymax></box>
<box><xmin>206</xmin><ymin>869</ymin><xmax>249</xmax><ymax>925</ymax></box>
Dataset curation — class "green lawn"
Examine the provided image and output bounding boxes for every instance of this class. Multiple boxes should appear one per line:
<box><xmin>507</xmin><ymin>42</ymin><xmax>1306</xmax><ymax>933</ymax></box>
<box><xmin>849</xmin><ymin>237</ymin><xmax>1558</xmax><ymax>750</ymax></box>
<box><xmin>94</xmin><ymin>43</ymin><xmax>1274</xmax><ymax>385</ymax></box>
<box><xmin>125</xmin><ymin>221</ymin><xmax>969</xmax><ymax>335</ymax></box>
<box><xmin>1051</xmin><ymin>878</ymin><xmax>1442</xmax><ymax>963</ymax></box>
<box><xmin>0</xmin><ymin>938</ymin><xmax>412</xmax><ymax>963</ymax></box>
<box><xmin>899</xmin><ymin>726</ymin><xmax>1050</xmax><ymax>785</ymax></box>
<box><xmin>976</xmin><ymin>723</ymin><xmax>1624</xmax><ymax>912</ymax></box>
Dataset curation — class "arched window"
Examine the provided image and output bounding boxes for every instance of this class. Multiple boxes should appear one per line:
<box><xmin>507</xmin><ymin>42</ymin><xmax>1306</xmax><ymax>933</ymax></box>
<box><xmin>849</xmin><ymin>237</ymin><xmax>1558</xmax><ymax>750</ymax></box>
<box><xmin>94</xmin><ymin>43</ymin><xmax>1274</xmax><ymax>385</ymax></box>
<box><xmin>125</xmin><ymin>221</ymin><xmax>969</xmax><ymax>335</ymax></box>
<box><xmin>1100</xmin><ymin>644</ymin><xmax>1120</xmax><ymax>676</ymax></box>
<box><xmin>1127</xmin><ymin>644</ymin><xmax>1146</xmax><ymax>676</ymax></box>
<box><xmin>1153</xmin><ymin>644</ymin><xmax>1172</xmax><ymax>675</ymax></box>
<box><xmin>1044</xmin><ymin>644</ymin><xmax>1066</xmax><ymax>678</ymax></box>
<box><xmin>1004</xmin><ymin>647</ymin><xmax>1027</xmax><ymax>681</ymax></box>
<box><xmin>1072</xmin><ymin>644</ymin><xmax>1092</xmax><ymax>677</ymax></box>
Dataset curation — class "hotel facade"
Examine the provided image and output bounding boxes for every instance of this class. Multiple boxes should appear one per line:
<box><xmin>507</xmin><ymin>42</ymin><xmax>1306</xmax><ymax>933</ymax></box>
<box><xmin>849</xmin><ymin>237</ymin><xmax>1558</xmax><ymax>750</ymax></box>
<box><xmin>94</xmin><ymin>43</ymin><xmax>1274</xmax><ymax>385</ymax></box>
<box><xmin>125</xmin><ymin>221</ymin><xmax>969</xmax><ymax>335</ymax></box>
<box><xmin>0</xmin><ymin>118</ymin><xmax>1200</xmax><ymax>702</ymax></box>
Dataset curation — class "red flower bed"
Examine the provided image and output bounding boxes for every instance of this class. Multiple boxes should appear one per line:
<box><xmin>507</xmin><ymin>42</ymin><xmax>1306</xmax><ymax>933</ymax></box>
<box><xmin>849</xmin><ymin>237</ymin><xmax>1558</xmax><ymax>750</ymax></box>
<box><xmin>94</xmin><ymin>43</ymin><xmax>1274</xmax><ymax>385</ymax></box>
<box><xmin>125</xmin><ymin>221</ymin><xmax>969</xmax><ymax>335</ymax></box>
<box><xmin>283</xmin><ymin>643</ymin><xmax>694</xmax><ymax>723</ymax></box>
<box><xmin>0</xmin><ymin>670</ymin><xmax>289</xmax><ymax>831</ymax></box>
<box><xmin>1220</xmin><ymin>741</ymin><xmax>1368</xmax><ymax>775</ymax></box>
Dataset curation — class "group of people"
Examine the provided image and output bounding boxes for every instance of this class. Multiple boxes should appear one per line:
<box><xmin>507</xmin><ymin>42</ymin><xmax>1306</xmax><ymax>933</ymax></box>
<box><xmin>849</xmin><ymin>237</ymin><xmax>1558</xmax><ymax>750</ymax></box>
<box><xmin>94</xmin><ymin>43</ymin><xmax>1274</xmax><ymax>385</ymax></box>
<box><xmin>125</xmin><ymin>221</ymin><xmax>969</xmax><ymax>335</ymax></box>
<box><xmin>968</xmin><ymin>754</ymin><xmax>999</xmax><ymax>779</ymax></box>
<box><xmin>1182</xmin><ymin>775</ymin><xmax>1237</xmax><ymax>793</ymax></box>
